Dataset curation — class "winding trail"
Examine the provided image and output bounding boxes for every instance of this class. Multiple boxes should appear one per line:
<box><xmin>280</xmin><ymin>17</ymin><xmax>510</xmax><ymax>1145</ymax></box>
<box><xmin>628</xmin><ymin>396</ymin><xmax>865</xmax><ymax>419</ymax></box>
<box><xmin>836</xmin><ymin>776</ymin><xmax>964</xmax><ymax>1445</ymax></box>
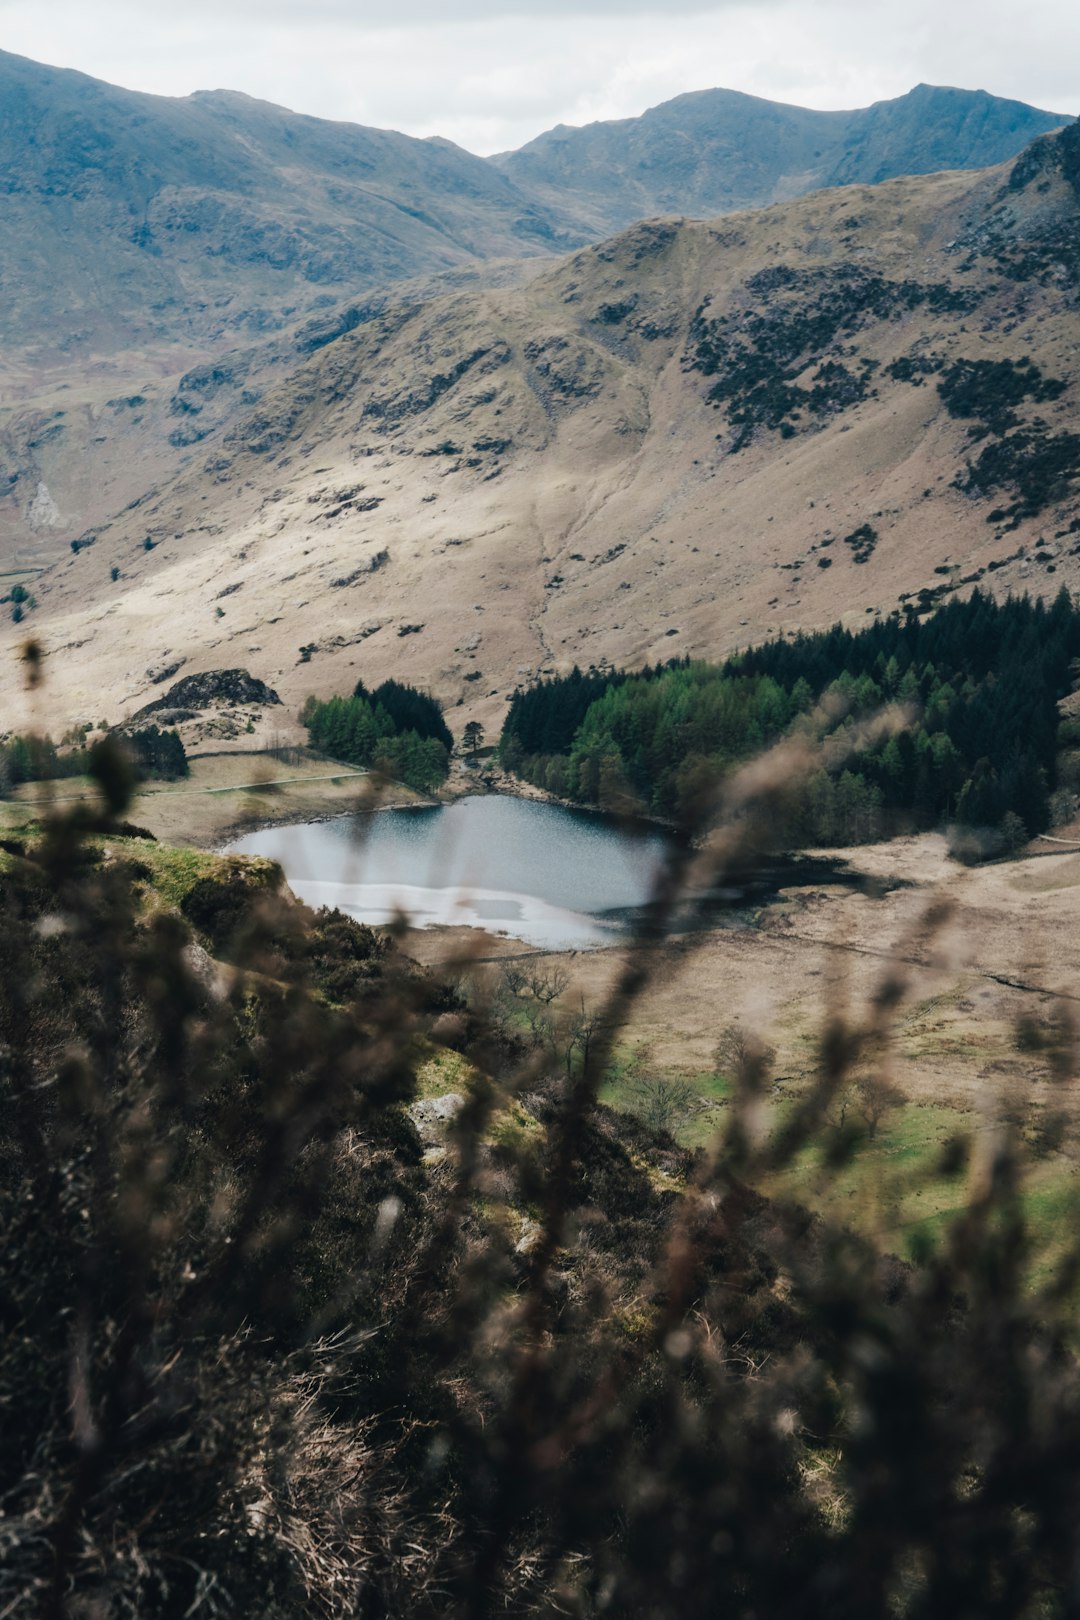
<box><xmin>17</xmin><ymin>768</ymin><xmax>369</xmax><ymax>808</ymax></box>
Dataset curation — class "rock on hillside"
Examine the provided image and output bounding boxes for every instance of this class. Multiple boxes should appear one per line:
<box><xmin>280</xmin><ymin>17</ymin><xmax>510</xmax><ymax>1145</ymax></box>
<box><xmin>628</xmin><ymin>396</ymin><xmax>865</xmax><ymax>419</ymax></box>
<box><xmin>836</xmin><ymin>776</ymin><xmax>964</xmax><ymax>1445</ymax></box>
<box><xmin>128</xmin><ymin>668</ymin><xmax>282</xmax><ymax>723</ymax></box>
<box><xmin>492</xmin><ymin>83</ymin><xmax>1071</xmax><ymax>235</ymax></box>
<box><xmin>121</xmin><ymin>668</ymin><xmax>283</xmax><ymax>748</ymax></box>
<box><xmin>6</xmin><ymin>126</ymin><xmax>1080</xmax><ymax>741</ymax></box>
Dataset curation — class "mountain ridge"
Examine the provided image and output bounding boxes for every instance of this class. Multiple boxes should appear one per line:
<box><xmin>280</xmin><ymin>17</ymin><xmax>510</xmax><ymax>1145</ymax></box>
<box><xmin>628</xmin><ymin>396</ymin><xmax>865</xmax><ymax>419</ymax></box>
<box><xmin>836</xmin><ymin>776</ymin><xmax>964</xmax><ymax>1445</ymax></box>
<box><xmin>1</xmin><ymin>53</ymin><xmax>1078</xmax><ymax>742</ymax></box>
<box><xmin>6</xmin><ymin>127</ymin><xmax>1080</xmax><ymax>744</ymax></box>
<box><xmin>0</xmin><ymin>49</ymin><xmax>1071</xmax><ymax>575</ymax></box>
<box><xmin>492</xmin><ymin>82</ymin><xmax>1071</xmax><ymax>233</ymax></box>
<box><xmin>0</xmin><ymin>47</ymin><xmax>580</xmax><ymax>369</ymax></box>
<box><xmin>0</xmin><ymin>48</ymin><xmax>1069</xmax><ymax>383</ymax></box>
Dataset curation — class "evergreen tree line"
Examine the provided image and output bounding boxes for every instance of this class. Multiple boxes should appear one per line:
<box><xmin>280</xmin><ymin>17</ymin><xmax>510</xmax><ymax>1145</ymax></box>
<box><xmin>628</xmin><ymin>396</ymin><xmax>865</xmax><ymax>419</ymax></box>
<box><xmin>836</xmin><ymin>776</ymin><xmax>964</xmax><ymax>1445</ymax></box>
<box><xmin>354</xmin><ymin>677</ymin><xmax>454</xmax><ymax>753</ymax></box>
<box><xmin>124</xmin><ymin>725</ymin><xmax>190</xmax><ymax>781</ymax></box>
<box><xmin>500</xmin><ymin>660</ymin><xmax>686</xmax><ymax>762</ymax></box>
<box><xmin>499</xmin><ymin>590</ymin><xmax>1080</xmax><ymax>845</ymax></box>
<box><xmin>302</xmin><ymin>678</ymin><xmax>451</xmax><ymax>792</ymax></box>
<box><xmin>0</xmin><ymin>734</ymin><xmax>89</xmax><ymax>791</ymax></box>
<box><xmin>0</xmin><ymin>725</ymin><xmax>188</xmax><ymax>792</ymax></box>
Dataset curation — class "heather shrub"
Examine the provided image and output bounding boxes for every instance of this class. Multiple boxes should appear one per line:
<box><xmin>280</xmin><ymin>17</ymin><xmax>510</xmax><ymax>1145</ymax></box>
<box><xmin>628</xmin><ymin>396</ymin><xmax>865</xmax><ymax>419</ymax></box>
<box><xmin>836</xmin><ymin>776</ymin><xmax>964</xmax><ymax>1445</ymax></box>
<box><xmin>2</xmin><ymin>727</ymin><xmax>1080</xmax><ymax>1619</ymax></box>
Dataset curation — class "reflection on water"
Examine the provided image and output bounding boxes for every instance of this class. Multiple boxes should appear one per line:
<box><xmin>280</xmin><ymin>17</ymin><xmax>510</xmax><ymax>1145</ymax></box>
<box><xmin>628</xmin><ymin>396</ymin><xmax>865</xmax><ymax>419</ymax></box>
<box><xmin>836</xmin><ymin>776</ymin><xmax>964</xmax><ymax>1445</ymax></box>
<box><xmin>227</xmin><ymin>795</ymin><xmax>672</xmax><ymax>949</ymax></box>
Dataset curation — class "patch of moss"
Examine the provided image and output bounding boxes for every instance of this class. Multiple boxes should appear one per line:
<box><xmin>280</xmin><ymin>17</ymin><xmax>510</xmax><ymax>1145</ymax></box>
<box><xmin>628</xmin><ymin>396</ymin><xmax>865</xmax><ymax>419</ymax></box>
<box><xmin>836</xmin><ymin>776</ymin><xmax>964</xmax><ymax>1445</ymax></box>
<box><xmin>179</xmin><ymin>853</ymin><xmax>283</xmax><ymax>946</ymax></box>
<box><xmin>414</xmin><ymin>1044</ymin><xmax>476</xmax><ymax>1101</ymax></box>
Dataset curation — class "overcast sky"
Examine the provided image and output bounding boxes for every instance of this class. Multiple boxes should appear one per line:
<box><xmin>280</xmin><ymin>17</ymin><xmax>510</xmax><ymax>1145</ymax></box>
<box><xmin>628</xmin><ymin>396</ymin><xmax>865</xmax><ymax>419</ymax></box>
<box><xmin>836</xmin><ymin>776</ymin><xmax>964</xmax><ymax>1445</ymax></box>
<box><xmin>2</xmin><ymin>0</ymin><xmax>1077</xmax><ymax>153</ymax></box>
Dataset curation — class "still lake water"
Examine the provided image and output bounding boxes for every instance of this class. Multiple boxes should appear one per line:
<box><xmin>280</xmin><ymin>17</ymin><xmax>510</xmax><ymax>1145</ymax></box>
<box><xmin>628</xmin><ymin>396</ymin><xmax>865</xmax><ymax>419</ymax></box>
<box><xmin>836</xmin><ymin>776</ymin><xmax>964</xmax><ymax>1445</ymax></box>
<box><xmin>228</xmin><ymin>795</ymin><xmax>673</xmax><ymax>949</ymax></box>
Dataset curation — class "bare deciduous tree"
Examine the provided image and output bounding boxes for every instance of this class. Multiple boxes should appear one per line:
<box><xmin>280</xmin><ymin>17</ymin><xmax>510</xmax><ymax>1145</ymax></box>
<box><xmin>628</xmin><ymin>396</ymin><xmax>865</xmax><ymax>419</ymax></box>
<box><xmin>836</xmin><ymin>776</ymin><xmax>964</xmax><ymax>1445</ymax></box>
<box><xmin>625</xmin><ymin>1072</ymin><xmax>697</xmax><ymax>1137</ymax></box>
<box><xmin>855</xmin><ymin>1074</ymin><xmax>906</xmax><ymax>1140</ymax></box>
<box><xmin>499</xmin><ymin>962</ymin><xmax>529</xmax><ymax>998</ymax></box>
<box><xmin>564</xmin><ymin>1001</ymin><xmax>601</xmax><ymax>1078</ymax></box>
<box><xmin>829</xmin><ymin>1075</ymin><xmax>906</xmax><ymax>1140</ymax></box>
<box><xmin>714</xmin><ymin>1023</ymin><xmax>776</xmax><ymax>1084</ymax></box>
<box><xmin>619</xmin><ymin>1044</ymin><xmax>697</xmax><ymax>1138</ymax></box>
<box><xmin>526</xmin><ymin>966</ymin><xmax>569</xmax><ymax>1005</ymax></box>
<box><xmin>524</xmin><ymin>1003</ymin><xmax>557</xmax><ymax>1054</ymax></box>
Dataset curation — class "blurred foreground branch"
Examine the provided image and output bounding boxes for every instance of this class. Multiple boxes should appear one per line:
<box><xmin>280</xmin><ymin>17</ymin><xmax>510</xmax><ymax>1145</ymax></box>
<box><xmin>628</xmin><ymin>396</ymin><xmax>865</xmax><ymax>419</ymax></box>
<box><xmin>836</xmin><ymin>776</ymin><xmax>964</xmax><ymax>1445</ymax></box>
<box><xmin>1</xmin><ymin>723</ymin><xmax>1080</xmax><ymax>1620</ymax></box>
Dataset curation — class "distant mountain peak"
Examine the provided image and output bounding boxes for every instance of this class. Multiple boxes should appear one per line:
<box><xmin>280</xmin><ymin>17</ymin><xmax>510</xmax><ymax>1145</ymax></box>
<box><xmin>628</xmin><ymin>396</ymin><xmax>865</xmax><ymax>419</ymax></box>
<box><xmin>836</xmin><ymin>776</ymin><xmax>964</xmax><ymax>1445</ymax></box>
<box><xmin>492</xmin><ymin>82</ymin><xmax>1071</xmax><ymax>233</ymax></box>
<box><xmin>0</xmin><ymin>50</ymin><xmax>1072</xmax><ymax>495</ymax></box>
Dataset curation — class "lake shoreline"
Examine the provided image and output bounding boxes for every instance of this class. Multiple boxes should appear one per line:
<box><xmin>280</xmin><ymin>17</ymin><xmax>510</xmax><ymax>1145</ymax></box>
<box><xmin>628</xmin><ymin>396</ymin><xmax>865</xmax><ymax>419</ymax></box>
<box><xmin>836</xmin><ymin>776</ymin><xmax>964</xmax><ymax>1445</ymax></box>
<box><xmin>226</xmin><ymin>794</ymin><xmax>675</xmax><ymax>952</ymax></box>
<box><xmin>452</xmin><ymin>758</ymin><xmax>684</xmax><ymax>835</ymax></box>
<box><xmin>205</xmin><ymin>753</ymin><xmax>679</xmax><ymax>858</ymax></box>
<box><xmin>208</xmin><ymin>788</ymin><xmax>427</xmax><ymax>854</ymax></box>
<box><xmin>222</xmin><ymin>789</ymin><xmax>889</xmax><ymax>956</ymax></box>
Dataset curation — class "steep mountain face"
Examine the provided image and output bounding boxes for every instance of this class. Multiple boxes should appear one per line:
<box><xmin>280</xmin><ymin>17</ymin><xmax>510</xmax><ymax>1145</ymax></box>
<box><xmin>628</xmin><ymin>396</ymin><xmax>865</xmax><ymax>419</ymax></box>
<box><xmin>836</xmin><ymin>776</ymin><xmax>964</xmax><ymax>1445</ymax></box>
<box><xmin>0</xmin><ymin>53</ymin><xmax>1070</xmax><ymax>575</ymax></box>
<box><xmin>0</xmin><ymin>48</ymin><xmax>578</xmax><ymax>374</ymax></box>
<box><xmin>7</xmin><ymin>123</ymin><xmax>1080</xmax><ymax>744</ymax></box>
<box><xmin>0</xmin><ymin>48</ymin><xmax>576</xmax><ymax>571</ymax></box>
<box><xmin>826</xmin><ymin>83</ymin><xmax>1070</xmax><ymax>185</ymax></box>
<box><xmin>0</xmin><ymin>254</ymin><xmax>548</xmax><ymax>572</ymax></box>
<box><xmin>0</xmin><ymin>53</ymin><xmax>1067</xmax><ymax>381</ymax></box>
<box><xmin>491</xmin><ymin>84</ymin><xmax>1070</xmax><ymax>234</ymax></box>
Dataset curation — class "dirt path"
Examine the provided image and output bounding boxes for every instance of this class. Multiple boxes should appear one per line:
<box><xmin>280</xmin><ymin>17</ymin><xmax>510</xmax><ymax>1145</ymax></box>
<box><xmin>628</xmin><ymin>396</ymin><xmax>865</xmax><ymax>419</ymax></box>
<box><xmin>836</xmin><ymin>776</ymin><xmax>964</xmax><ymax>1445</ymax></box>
<box><xmin>19</xmin><ymin>768</ymin><xmax>369</xmax><ymax>808</ymax></box>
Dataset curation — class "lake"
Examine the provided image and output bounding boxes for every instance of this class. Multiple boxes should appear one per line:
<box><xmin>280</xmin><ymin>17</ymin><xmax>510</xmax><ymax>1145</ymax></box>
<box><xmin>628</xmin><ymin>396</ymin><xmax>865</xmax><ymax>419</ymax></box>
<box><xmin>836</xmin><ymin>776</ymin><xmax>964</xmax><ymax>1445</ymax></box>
<box><xmin>227</xmin><ymin>794</ymin><xmax>674</xmax><ymax>949</ymax></box>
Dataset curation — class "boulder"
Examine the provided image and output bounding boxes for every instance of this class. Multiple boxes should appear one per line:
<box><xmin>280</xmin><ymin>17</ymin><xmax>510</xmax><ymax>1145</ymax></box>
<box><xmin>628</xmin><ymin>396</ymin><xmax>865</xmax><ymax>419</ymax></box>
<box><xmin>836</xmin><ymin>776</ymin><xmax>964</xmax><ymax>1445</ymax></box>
<box><xmin>407</xmin><ymin>1092</ymin><xmax>465</xmax><ymax>1145</ymax></box>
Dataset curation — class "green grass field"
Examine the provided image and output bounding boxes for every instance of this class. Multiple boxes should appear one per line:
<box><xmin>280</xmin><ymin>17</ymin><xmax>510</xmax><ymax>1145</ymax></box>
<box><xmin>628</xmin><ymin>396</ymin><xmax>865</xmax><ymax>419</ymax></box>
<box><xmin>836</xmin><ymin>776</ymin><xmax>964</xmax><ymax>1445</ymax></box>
<box><xmin>603</xmin><ymin>1054</ymin><xmax>1080</xmax><ymax>1281</ymax></box>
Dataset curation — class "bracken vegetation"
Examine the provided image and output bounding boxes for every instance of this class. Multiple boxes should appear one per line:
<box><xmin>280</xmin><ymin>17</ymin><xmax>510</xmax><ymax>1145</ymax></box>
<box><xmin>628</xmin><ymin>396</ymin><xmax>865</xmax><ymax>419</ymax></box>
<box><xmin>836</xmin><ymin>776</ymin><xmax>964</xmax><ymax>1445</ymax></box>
<box><xmin>6</xmin><ymin>685</ymin><xmax>1080</xmax><ymax>1618</ymax></box>
<box><xmin>500</xmin><ymin>589</ymin><xmax>1080</xmax><ymax>844</ymax></box>
<box><xmin>686</xmin><ymin>265</ymin><xmax>979</xmax><ymax>446</ymax></box>
<box><xmin>883</xmin><ymin>351</ymin><xmax>1078</xmax><ymax>525</ymax></box>
<box><xmin>2</xmin><ymin>579</ymin><xmax>37</xmax><ymax>622</ymax></box>
<box><xmin>937</xmin><ymin>355</ymin><xmax>1067</xmax><ymax>438</ymax></box>
<box><xmin>957</xmin><ymin>429</ymin><xmax>1080</xmax><ymax>526</ymax></box>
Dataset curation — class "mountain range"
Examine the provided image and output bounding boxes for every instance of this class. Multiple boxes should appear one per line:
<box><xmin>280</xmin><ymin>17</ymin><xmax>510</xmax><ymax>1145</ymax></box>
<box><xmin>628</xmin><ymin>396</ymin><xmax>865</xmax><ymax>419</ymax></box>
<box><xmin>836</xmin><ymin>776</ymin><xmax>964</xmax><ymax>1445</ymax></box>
<box><xmin>493</xmin><ymin>82</ymin><xmax>1070</xmax><ymax>233</ymax></box>
<box><xmin>0</xmin><ymin>49</ymin><xmax>575</xmax><ymax>374</ymax></box>
<box><xmin>0</xmin><ymin>49</ymin><xmax>1077</xmax><ymax>741</ymax></box>
<box><xmin>0</xmin><ymin>49</ymin><xmax>1067</xmax><ymax>374</ymax></box>
<box><xmin>4</xmin><ymin>111</ymin><xmax>1079</xmax><ymax>745</ymax></box>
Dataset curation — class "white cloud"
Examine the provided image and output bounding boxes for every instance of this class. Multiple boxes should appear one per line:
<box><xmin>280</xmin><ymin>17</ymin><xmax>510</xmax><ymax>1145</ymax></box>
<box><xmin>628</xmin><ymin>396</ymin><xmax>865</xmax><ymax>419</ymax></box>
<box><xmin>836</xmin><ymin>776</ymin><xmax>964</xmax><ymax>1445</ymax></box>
<box><xmin>0</xmin><ymin>0</ymin><xmax>746</xmax><ymax>18</ymax></box>
<box><xmin>0</xmin><ymin>0</ymin><xmax>1075</xmax><ymax>153</ymax></box>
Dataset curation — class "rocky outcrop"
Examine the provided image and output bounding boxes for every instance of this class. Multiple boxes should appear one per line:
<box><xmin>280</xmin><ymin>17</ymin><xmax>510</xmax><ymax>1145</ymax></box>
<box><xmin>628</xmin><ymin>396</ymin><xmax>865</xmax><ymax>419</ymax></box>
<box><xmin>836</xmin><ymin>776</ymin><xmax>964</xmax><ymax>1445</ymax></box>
<box><xmin>128</xmin><ymin>669</ymin><xmax>282</xmax><ymax>725</ymax></box>
<box><xmin>408</xmin><ymin>1093</ymin><xmax>465</xmax><ymax>1145</ymax></box>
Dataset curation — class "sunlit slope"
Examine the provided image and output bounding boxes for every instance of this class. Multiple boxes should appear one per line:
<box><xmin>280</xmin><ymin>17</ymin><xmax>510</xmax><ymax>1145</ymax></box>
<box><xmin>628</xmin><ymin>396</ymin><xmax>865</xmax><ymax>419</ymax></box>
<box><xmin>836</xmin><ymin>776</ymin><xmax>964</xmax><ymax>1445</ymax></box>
<box><xmin>6</xmin><ymin>125</ymin><xmax>1080</xmax><ymax>739</ymax></box>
